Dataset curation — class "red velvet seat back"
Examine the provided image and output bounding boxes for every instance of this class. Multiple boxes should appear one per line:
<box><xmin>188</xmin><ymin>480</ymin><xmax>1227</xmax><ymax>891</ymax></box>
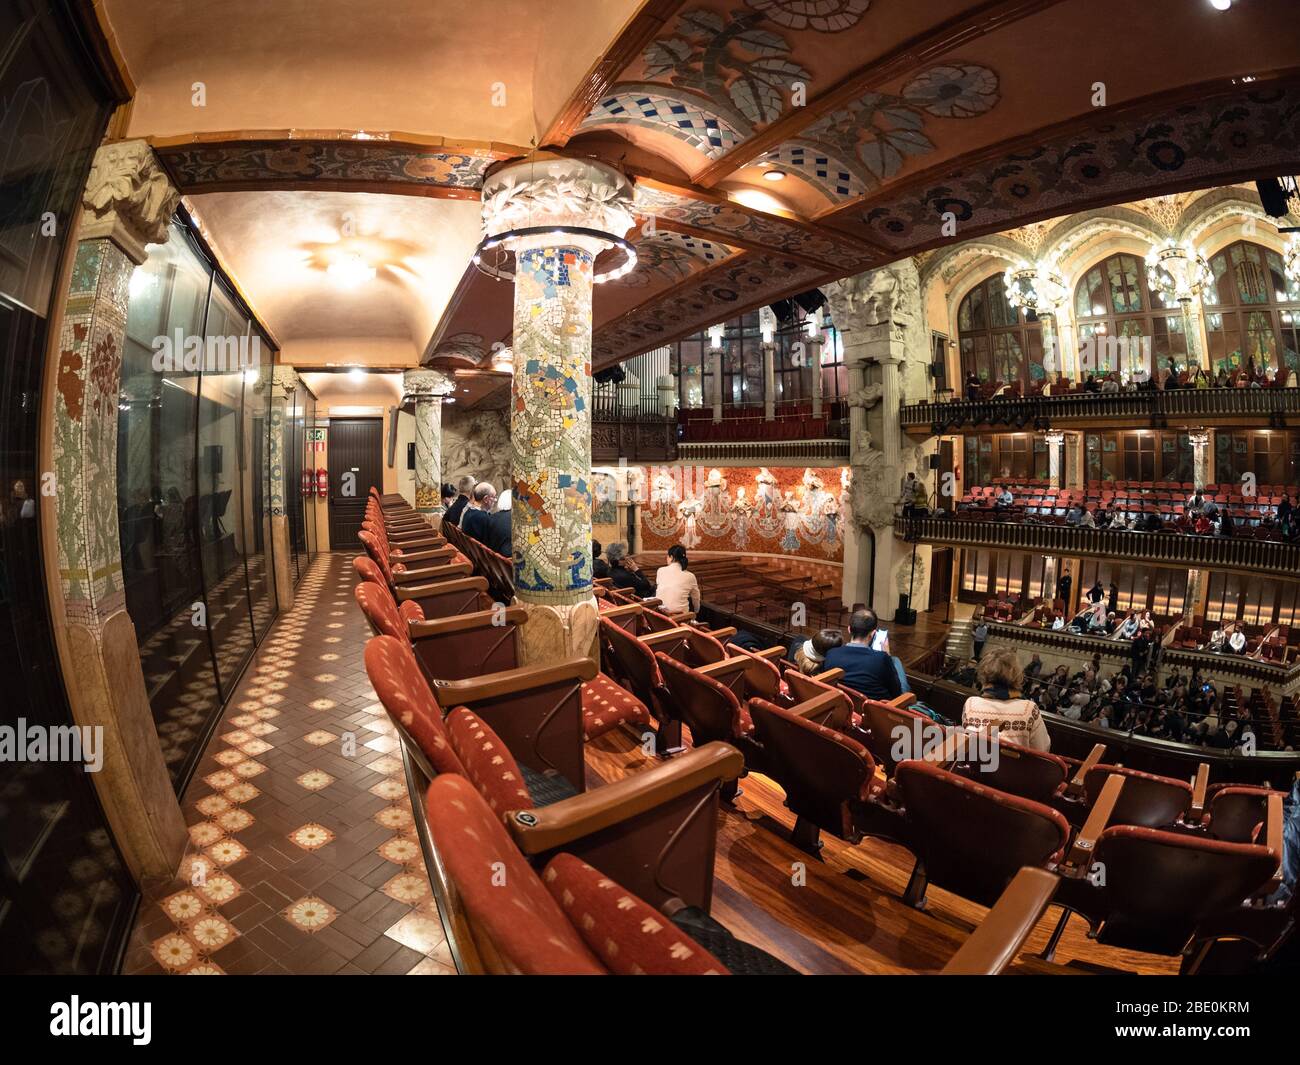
<box><xmin>353</xmin><ymin>555</ymin><xmax>386</xmax><ymax>587</ymax></box>
<box><xmin>1084</xmin><ymin>826</ymin><xmax>1279</xmax><ymax>955</ymax></box>
<box><xmin>749</xmin><ymin>697</ymin><xmax>874</xmax><ymax>839</ymax></box>
<box><xmin>858</xmin><ymin>698</ymin><xmax>941</xmax><ymax>777</ymax></box>
<box><xmin>600</xmin><ymin>616</ymin><xmax>667</xmax><ymax>709</ymax></box>
<box><xmin>895</xmin><ymin>759</ymin><xmax>1070</xmax><ymax>907</ymax></box>
<box><xmin>957</xmin><ymin>738</ymin><xmax>1069</xmax><ymax>806</ymax></box>
<box><xmin>358</xmin><ymin>529</ymin><xmax>397</xmax><ymax>584</ymax></box>
<box><xmin>1084</xmin><ymin>765</ymin><xmax>1191</xmax><ymax>828</ymax></box>
<box><xmin>1207</xmin><ymin>785</ymin><xmax>1281</xmax><ymax>843</ymax></box>
<box><xmin>656</xmin><ymin>653</ymin><xmax>752</xmax><ymax>744</ymax></box>
<box><xmin>444</xmin><ymin>707</ymin><xmax>533</xmax><ymax>822</ymax></box>
<box><xmin>364</xmin><ymin>636</ymin><xmax>467</xmax><ymax>777</ymax></box>
<box><xmin>423</xmin><ymin>775</ymin><xmax>605</xmax><ymax>974</ymax></box>
<box><xmin>355</xmin><ymin>581</ymin><xmax>406</xmax><ymax>639</ymax></box>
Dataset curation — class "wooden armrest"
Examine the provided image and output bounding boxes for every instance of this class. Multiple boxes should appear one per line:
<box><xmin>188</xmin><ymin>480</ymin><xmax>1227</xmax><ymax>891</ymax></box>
<box><xmin>1065</xmin><ymin>743</ymin><xmax>1106</xmax><ymax>798</ymax></box>
<box><xmin>787</xmin><ymin>690</ymin><xmax>845</xmax><ymax>723</ymax></box>
<box><xmin>431</xmin><ymin>657</ymin><xmax>597</xmax><ymax>706</ymax></box>
<box><xmin>888</xmin><ymin>692</ymin><xmax>914</xmax><ymax>708</ymax></box>
<box><xmin>507</xmin><ymin>742</ymin><xmax>743</xmax><ymax>855</ymax></box>
<box><xmin>598</xmin><ymin>604</ymin><xmax>642</xmax><ymax>620</ymax></box>
<box><xmin>941</xmin><ymin>867</ymin><xmax>1061</xmax><ymax>975</ymax></box>
<box><xmin>392</xmin><ymin>546</ymin><xmax>455</xmax><ymax>564</ymax></box>
<box><xmin>812</xmin><ymin>667</ymin><xmax>845</xmax><ymax>684</ymax></box>
<box><xmin>695</xmin><ymin>657</ymin><xmax>751</xmax><ymax>680</ymax></box>
<box><xmin>1066</xmin><ymin>773</ymin><xmax>1125</xmax><ymax>869</ymax></box>
<box><xmin>390</xmin><ymin>534</ymin><xmax>445</xmax><ymax>549</ymax></box>
<box><xmin>706</xmin><ymin>626</ymin><xmax>738</xmax><ymax>640</ymax></box>
<box><xmin>750</xmin><ymin>646</ymin><xmax>784</xmax><ymax>660</ymax></box>
<box><xmin>640</xmin><ymin>597</ymin><xmax>663</xmax><ymax>609</ymax></box>
<box><xmin>395</xmin><ymin>576</ymin><xmax>488</xmax><ymax>601</ymax></box>
<box><xmin>1266</xmin><ymin>792</ymin><xmax>1284</xmax><ymax>881</ymax></box>
<box><xmin>392</xmin><ymin>561</ymin><xmax>472</xmax><ymax>584</ymax></box>
<box><xmin>641</xmin><ymin>626</ymin><xmax>696</xmax><ymax>647</ymax></box>
<box><xmin>409</xmin><ymin>606</ymin><xmax>528</xmax><ymax>639</ymax></box>
<box><xmin>1189</xmin><ymin>762</ymin><xmax>1210</xmax><ymax>820</ymax></box>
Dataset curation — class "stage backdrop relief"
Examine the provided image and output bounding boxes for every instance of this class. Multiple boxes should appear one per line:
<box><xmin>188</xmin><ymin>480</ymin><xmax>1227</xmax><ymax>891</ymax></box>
<box><xmin>635</xmin><ymin>466</ymin><xmax>847</xmax><ymax>563</ymax></box>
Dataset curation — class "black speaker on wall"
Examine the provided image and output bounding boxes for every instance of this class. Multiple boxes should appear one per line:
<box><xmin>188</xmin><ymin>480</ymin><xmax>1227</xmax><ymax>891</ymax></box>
<box><xmin>895</xmin><ymin>594</ymin><xmax>917</xmax><ymax>626</ymax></box>
<box><xmin>407</xmin><ymin>442</ymin><xmax>415</xmax><ymax>471</ymax></box>
<box><xmin>928</xmin><ymin>454</ymin><xmax>941</xmax><ymax>469</ymax></box>
<box><xmin>1256</xmin><ymin>177</ymin><xmax>1293</xmax><ymax>218</ymax></box>
<box><xmin>770</xmin><ymin>298</ymin><xmax>796</xmax><ymax>323</ymax></box>
<box><xmin>793</xmin><ymin>289</ymin><xmax>826</xmax><ymax>315</ymax></box>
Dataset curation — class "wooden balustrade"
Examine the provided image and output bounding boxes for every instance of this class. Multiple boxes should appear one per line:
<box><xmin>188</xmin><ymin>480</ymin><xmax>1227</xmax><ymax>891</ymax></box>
<box><xmin>905</xmin><ymin>514</ymin><xmax>1300</xmax><ymax>576</ymax></box>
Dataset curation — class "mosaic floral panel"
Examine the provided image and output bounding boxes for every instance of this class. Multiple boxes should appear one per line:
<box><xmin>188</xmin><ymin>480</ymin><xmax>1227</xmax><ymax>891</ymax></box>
<box><xmin>761</xmin><ymin>141</ymin><xmax>867</xmax><ymax>203</ymax></box>
<box><xmin>844</xmin><ymin>82</ymin><xmax>1300</xmax><ymax>251</ymax></box>
<box><xmin>53</xmin><ymin>238</ymin><xmax>133</xmax><ymax>625</ymax></box>
<box><xmin>633</xmin><ymin>182</ymin><xmax>874</xmax><ymax>267</ymax></box>
<box><xmin>592</xmin><ymin>252</ymin><xmax>827</xmax><ymax>364</ymax></box>
<box><xmin>638</xmin><ymin>465</ymin><xmax>848</xmax><ymax>562</ymax></box>
<box><xmin>511</xmin><ymin>246</ymin><xmax>595</xmax><ymax>604</ymax></box>
<box><xmin>157</xmin><ymin>140</ymin><xmax>497</xmax><ymax>192</ymax></box>
<box><xmin>614</xmin><ymin>229</ymin><xmax>736</xmax><ymax>288</ymax></box>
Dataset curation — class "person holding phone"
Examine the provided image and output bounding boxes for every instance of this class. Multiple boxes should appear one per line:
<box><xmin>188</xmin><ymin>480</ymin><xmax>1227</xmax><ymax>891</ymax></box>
<box><xmin>823</xmin><ymin>608</ymin><xmax>907</xmax><ymax>702</ymax></box>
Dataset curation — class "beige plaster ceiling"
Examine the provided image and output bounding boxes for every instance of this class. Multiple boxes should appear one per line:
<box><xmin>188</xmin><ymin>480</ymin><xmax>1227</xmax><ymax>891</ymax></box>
<box><xmin>104</xmin><ymin>0</ymin><xmax>646</xmax><ymax>144</ymax></box>
<box><xmin>186</xmin><ymin>189</ymin><xmax>482</xmax><ymax>364</ymax></box>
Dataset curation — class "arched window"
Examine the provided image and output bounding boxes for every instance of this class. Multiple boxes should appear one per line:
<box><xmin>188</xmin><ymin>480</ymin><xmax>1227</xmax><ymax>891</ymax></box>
<box><xmin>1203</xmin><ymin>240</ymin><xmax>1300</xmax><ymax>376</ymax></box>
<box><xmin>957</xmin><ymin>273</ymin><xmax>1043</xmax><ymax>390</ymax></box>
<box><xmin>1073</xmin><ymin>252</ymin><xmax>1187</xmax><ymax>379</ymax></box>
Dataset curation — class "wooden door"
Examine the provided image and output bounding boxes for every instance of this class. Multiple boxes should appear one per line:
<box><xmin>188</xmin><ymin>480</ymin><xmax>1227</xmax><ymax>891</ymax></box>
<box><xmin>328</xmin><ymin>418</ymin><xmax>383</xmax><ymax>548</ymax></box>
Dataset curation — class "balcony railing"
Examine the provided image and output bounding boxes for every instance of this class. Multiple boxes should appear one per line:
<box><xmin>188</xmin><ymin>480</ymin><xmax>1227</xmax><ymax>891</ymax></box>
<box><xmin>904</xmin><ymin>514</ymin><xmax>1300</xmax><ymax>576</ymax></box>
<box><xmin>592</xmin><ymin>409</ymin><xmax>677</xmax><ymax>462</ymax></box>
<box><xmin>901</xmin><ymin>386</ymin><xmax>1300</xmax><ymax>433</ymax></box>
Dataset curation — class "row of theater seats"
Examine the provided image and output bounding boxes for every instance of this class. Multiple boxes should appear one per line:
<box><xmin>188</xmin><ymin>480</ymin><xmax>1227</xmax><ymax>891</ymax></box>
<box><xmin>353</xmin><ymin>488</ymin><xmax>1291</xmax><ymax>974</ymax></box>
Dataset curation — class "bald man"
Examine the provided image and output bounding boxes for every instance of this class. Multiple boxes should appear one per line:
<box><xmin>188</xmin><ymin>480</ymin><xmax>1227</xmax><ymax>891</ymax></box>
<box><xmin>460</xmin><ymin>481</ymin><xmax>497</xmax><ymax>545</ymax></box>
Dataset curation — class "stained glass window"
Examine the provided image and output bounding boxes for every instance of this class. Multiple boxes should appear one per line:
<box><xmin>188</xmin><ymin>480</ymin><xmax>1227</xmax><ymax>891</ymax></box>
<box><xmin>957</xmin><ymin>273</ymin><xmax>1042</xmax><ymax>388</ymax></box>
<box><xmin>1205</xmin><ymin>241</ymin><xmax>1300</xmax><ymax>375</ymax></box>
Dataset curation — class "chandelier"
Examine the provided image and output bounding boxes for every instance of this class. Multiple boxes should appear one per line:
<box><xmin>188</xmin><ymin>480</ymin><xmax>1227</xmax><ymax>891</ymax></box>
<box><xmin>1003</xmin><ymin>258</ymin><xmax>1066</xmax><ymax>317</ymax></box>
<box><xmin>1284</xmin><ymin>236</ymin><xmax>1300</xmax><ymax>289</ymax></box>
<box><xmin>1145</xmin><ymin>240</ymin><xmax>1212</xmax><ymax>307</ymax></box>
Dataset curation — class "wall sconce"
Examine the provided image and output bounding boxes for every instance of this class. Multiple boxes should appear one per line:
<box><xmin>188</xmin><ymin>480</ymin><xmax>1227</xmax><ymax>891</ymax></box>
<box><xmin>707</xmin><ymin>323</ymin><xmax>726</xmax><ymax>350</ymax></box>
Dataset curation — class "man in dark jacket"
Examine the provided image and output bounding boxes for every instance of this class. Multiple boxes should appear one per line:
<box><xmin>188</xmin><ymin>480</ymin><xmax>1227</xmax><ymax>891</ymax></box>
<box><xmin>460</xmin><ymin>482</ymin><xmax>497</xmax><ymax>545</ymax></box>
<box><xmin>824</xmin><ymin>608</ymin><xmax>903</xmax><ymax>702</ymax></box>
<box><xmin>592</xmin><ymin>540</ymin><xmax>610</xmax><ymax>579</ymax></box>
<box><xmin>605</xmin><ymin>542</ymin><xmax>652</xmax><ymax>597</ymax></box>
<box><xmin>444</xmin><ymin>475</ymin><xmax>475</xmax><ymax>526</ymax></box>
<box><xmin>485</xmin><ymin>490</ymin><xmax>512</xmax><ymax>556</ymax></box>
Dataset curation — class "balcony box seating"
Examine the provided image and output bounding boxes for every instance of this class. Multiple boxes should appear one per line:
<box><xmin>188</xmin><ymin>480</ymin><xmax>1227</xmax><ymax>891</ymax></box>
<box><xmin>951</xmin><ymin>738</ymin><xmax>1072</xmax><ymax>807</ymax></box>
<box><xmin>1082</xmin><ymin>764</ymin><xmax>1193</xmax><ymax>829</ymax></box>
<box><xmin>353</xmin><ymin>551</ymin><xmax>489</xmax><ymax>621</ymax></box>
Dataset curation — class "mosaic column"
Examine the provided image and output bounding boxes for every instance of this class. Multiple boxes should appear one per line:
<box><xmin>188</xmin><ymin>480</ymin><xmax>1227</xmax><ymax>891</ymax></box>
<box><xmin>1189</xmin><ymin>428</ymin><xmax>1210</xmax><ymax>490</ymax></box>
<box><xmin>1045</xmin><ymin>430</ymin><xmax>1065</xmax><ymax>489</ymax></box>
<box><xmin>404</xmin><ymin>368</ymin><xmax>455</xmax><ymax>517</ymax></box>
<box><xmin>806</xmin><ymin>320</ymin><xmax>825</xmax><ymax>419</ymax></box>
<box><xmin>480</xmin><ymin>155</ymin><xmax>634</xmax><ymax>665</ymax></box>
<box><xmin>269</xmin><ymin>366</ymin><xmax>299</xmax><ymax>611</ymax></box>
<box><xmin>50</xmin><ymin>140</ymin><xmax>186</xmax><ymax>878</ymax></box>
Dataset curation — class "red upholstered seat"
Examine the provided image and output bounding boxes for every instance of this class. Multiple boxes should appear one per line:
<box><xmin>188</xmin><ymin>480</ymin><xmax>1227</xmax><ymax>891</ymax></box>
<box><xmin>581</xmin><ymin>671</ymin><xmax>651</xmax><ymax>740</ymax></box>
<box><xmin>424</xmin><ymin>775</ymin><xmax>730</xmax><ymax>974</ymax></box>
<box><xmin>445</xmin><ymin>707</ymin><xmax>533</xmax><ymax>820</ymax></box>
<box><xmin>364</xmin><ymin>636</ymin><xmax>467</xmax><ymax>777</ymax></box>
<box><xmin>355</xmin><ymin>581</ymin><xmax>406</xmax><ymax>638</ymax></box>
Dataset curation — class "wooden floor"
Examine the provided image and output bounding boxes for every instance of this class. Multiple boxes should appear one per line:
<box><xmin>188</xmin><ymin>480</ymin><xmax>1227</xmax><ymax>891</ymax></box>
<box><xmin>584</xmin><ymin>728</ymin><xmax>1179</xmax><ymax>976</ymax></box>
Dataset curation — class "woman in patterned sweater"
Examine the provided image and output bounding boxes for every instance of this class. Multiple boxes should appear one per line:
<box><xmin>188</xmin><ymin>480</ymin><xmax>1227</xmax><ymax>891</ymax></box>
<box><xmin>960</xmin><ymin>645</ymin><xmax>1051</xmax><ymax>751</ymax></box>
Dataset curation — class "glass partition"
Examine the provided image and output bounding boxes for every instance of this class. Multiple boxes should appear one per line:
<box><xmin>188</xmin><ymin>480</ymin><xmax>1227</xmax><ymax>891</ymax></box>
<box><xmin>243</xmin><ymin>341</ymin><xmax>276</xmax><ymax>640</ymax></box>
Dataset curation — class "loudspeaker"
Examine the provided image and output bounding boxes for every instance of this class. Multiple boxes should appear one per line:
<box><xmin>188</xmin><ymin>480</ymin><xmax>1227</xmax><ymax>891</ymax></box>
<box><xmin>793</xmin><ymin>289</ymin><xmax>826</xmax><ymax>315</ymax></box>
<box><xmin>928</xmin><ymin>454</ymin><xmax>941</xmax><ymax>469</ymax></box>
<box><xmin>1256</xmin><ymin>177</ymin><xmax>1292</xmax><ymax>218</ymax></box>
<box><xmin>895</xmin><ymin>594</ymin><xmax>917</xmax><ymax>626</ymax></box>
<box><xmin>406</xmin><ymin>442</ymin><xmax>415</xmax><ymax>471</ymax></box>
<box><xmin>929</xmin><ymin>360</ymin><xmax>946</xmax><ymax>381</ymax></box>
<box><xmin>593</xmin><ymin>366</ymin><xmax>625</xmax><ymax>385</ymax></box>
<box><xmin>386</xmin><ymin>406</ymin><xmax>399</xmax><ymax>467</ymax></box>
<box><xmin>770</xmin><ymin>298</ymin><xmax>796</xmax><ymax>323</ymax></box>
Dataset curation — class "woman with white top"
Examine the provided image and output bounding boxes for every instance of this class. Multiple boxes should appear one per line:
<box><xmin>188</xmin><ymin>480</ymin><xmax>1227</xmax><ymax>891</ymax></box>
<box><xmin>961</xmin><ymin>646</ymin><xmax>1051</xmax><ymax>751</ymax></box>
<box><xmin>654</xmin><ymin>544</ymin><xmax>700</xmax><ymax>616</ymax></box>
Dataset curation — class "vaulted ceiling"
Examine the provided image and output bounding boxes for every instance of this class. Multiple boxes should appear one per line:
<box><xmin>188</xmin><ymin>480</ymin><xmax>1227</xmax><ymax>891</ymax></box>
<box><xmin>97</xmin><ymin>0</ymin><xmax>1300</xmax><ymax>380</ymax></box>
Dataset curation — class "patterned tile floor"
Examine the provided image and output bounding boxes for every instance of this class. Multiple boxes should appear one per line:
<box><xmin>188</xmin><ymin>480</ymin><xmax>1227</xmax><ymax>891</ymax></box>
<box><xmin>121</xmin><ymin>552</ymin><xmax>454</xmax><ymax>976</ymax></box>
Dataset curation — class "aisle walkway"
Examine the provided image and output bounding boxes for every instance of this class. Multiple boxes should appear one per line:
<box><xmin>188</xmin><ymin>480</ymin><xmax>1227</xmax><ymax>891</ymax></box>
<box><xmin>122</xmin><ymin>553</ymin><xmax>453</xmax><ymax>975</ymax></box>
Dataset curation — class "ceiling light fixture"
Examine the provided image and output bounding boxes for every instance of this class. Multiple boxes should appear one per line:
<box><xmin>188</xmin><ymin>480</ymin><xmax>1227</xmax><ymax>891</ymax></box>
<box><xmin>348</xmin><ymin>367</ymin><xmax>367</xmax><ymax>382</ymax></box>
<box><xmin>762</xmin><ymin>167</ymin><xmax>786</xmax><ymax>182</ymax></box>
<box><xmin>1208</xmin><ymin>0</ymin><xmax>1231</xmax><ymax>10</ymax></box>
<box><xmin>327</xmin><ymin>253</ymin><xmax>376</xmax><ymax>288</ymax></box>
<box><xmin>471</xmin><ymin>226</ymin><xmax>636</xmax><ymax>283</ymax></box>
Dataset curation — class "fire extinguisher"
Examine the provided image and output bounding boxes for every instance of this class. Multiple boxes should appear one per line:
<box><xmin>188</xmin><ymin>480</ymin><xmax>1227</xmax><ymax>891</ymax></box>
<box><xmin>316</xmin><ymin>468</ymin><xmax>328</xmax><ymax>499</ymax></box>
<box><xmin>301</xmin><ymin>469</ymin><xmax>312</xmax><ymax>497</ymax></box>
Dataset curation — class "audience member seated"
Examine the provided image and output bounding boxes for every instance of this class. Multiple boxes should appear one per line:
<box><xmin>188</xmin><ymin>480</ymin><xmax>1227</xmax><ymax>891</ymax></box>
<box><xmin>824</xmin><ymin>608</ymin><xmax>906</xmax><ymax>702</ymax></box>
<box><xmin>961</xmin><ymin>646</ymin><xmax>1051</xmax><ymax>751</ymax></box>
<box><xmin>654</xmin><ymin>544</ymin><xmax>700</xmax><ymax>616</ymax></box>
<box><xmin>605</xmin><ymin>541</ymin><xmax>652</xmax><ymax>597</ymax></box>
<box><xmin>440</xmin><ymin>482</ymin><xmax>456</xmax><ymax>512</ymax></box>
<box><xmin>460</xmin><ymin>480</ymin><xmax>497</xmax><ymax>543</ymax></box>
<box><xmin>792</xmin><ymin>627</ymin><xmax>844</xmax><ymax>674</ymax></box>
<box><xmin>592</xmin><ymin>539</ymin><xmax>610</xmax><ymax>580</ymax></box>
<box><xmin>445</xmin><ymin>474</ymin><xmax>474</xmax><ymax>526</ymax></box>
<box><xmin>485</xmin><ymin>488</ymin><xmax>512</xmax><ymax>556</ymax></box>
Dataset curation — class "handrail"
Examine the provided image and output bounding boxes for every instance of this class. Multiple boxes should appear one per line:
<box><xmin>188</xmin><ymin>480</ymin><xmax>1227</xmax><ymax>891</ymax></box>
<box><xmin>905</xmin><ymin>514</ymin><xmax>1300</xmax><ymax>577</ymax></box>
<box><xmin>903</xmin><ymin>386</ymin><xmax>1300</xmax><ymax>432</ymax></box>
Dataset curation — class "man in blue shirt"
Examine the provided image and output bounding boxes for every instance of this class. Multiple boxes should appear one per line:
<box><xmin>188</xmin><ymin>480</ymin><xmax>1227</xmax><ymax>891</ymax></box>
<box><xmin>823</xmin><ymin>608</ymin><xmax>905</xmax><ymax>702</ymax></box>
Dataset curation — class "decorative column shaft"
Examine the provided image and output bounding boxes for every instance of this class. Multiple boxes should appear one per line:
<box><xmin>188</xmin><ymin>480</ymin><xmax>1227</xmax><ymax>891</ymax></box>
<box><xmin>807</xmin><ymin>326</ymin><xmax>825</xmax><ymax>419</ymax></box>
<box><xmin>404</xmin><ymin>368</ymin><xmax>455</xmax><ymax>516</ymax></box>
<box><xmin>50</xmin><ymin>139</ymin><xmax>186</xmax><ymax>879</ymax></box>
<box><xmin>1045</xmin><ymin>430</ymin><xmax>1065</xmax><ymax>489</ymax></box>
<box><xmin>480</xmin><ymin>155</ymin><xmax>634</xmax><ymax>665</ymax></box>
<box><xmin>269</xmin><ymin>365</ymin><xmax>299</xmax><ymax>611</ymax></box>
<box><xmin>711</xmin><ymin>347</ymin><xmax>724</xmax><ymax>423</ymax></box>
<box><xmin>762</xmin><ymin>341</ymin><xmax>776</xmax><ymax>420</ymax></box>
<box><xmin>1189</xmin><ymin>428</ymin><xmax>1210</xmax><ymax>490</ymax></box>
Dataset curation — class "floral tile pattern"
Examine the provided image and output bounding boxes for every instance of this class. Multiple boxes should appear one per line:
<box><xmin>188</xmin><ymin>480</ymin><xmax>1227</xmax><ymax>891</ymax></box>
<box><xmin>121</xmin><ymin>554</ymin><xmax>450</xmax><ymax>976</ymax></box>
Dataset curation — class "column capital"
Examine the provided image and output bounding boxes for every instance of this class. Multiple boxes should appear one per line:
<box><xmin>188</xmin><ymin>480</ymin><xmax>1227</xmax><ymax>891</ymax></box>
<box><xmin>80</xmin><ymin>140</ymin><xmax>180</xmax><ymax>265</ymax></box>
<box><xmin>1043</xmin><ymin>430</ymin><xmax>1066</xmax><ymax>447</ymax></box>
<box><xmin>481</xmin><ymin>154</ymin><xmax>634</xmax><ymax>249</ymax></box>
<box><xmin>271</xmin><ymin>365</ymin><xmax>299</xmax><ymax>398</ymax></box>
<box><xmin>1188</xmin><ymin>427</ymin><xmax>1211</xmax><ymax>448</ymax></box>
<box><xmin>404</xmin><ymin>367</ymin><xmax>455</xmax><ymax>398</ymax></box>
<box><xmin>825</xmin><ymin>261</ymin><xmax>920</xmax><ymax>336</ymax></box>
